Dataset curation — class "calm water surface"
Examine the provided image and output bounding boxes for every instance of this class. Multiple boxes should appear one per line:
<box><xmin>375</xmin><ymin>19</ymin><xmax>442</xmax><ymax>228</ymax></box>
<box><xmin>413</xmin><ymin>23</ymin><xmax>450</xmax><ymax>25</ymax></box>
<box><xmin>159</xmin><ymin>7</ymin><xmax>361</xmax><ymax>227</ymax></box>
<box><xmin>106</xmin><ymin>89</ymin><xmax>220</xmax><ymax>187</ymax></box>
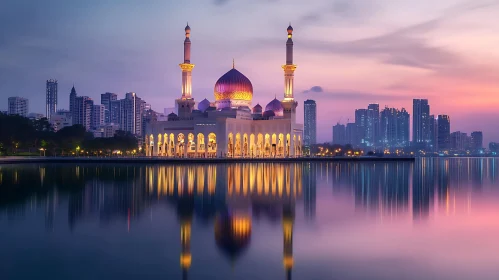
<box><xmin>1</xmin><ymin>158</ymin><xmax>498</xmax><ymax>280</ymax></box>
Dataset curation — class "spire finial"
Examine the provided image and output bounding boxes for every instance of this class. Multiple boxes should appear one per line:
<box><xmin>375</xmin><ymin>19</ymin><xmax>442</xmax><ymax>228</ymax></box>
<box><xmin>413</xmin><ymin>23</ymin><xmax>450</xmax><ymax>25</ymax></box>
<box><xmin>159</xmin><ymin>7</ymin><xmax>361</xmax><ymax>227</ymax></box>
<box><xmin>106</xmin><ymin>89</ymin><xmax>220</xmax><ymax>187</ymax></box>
<box><xmin>232</xmin><ymin>58</ymin><xmax>235</xmax><ymax>69</ymax></box>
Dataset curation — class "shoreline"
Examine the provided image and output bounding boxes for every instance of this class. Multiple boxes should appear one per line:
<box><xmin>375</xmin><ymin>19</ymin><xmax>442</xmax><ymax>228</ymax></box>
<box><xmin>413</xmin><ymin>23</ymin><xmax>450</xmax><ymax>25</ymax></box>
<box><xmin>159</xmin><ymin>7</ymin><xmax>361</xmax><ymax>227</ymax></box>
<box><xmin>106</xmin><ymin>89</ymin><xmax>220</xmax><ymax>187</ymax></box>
<box><xmin>0</xmin><ymin>156</ymin><xmax>415</xmax><ymax>165</ymax></box>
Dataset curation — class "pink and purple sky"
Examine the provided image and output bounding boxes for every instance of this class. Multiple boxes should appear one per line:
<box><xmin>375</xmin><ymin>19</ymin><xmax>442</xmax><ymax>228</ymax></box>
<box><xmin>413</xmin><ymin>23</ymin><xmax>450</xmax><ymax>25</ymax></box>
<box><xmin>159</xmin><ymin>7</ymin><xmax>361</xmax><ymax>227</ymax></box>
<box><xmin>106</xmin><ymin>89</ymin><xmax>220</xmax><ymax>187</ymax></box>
<box><xmin>1</xmin><ymin>0</ymin><xmax>498</xmax><ymax>143</ymax></box>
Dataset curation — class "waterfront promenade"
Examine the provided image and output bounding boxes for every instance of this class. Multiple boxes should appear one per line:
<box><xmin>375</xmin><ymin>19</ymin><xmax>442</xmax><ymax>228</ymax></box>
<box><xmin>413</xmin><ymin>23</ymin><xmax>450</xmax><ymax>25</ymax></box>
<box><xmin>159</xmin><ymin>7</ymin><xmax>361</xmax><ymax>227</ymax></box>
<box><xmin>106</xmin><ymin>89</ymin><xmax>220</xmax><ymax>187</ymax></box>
<box><xmin>0</xmin><ymin>156</ymin><xmax>415</xmax><ymax>165</ymax></box>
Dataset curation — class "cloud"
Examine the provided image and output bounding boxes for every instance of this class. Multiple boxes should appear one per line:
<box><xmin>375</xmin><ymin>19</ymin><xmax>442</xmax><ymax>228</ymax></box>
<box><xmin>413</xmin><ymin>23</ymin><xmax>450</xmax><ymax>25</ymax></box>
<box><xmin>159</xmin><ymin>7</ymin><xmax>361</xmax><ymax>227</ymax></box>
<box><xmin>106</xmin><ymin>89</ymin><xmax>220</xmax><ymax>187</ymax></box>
<box><xmin>302</xmin><ymin>86</ymin><xmax>324</xmax><ymax>93</ymax></box>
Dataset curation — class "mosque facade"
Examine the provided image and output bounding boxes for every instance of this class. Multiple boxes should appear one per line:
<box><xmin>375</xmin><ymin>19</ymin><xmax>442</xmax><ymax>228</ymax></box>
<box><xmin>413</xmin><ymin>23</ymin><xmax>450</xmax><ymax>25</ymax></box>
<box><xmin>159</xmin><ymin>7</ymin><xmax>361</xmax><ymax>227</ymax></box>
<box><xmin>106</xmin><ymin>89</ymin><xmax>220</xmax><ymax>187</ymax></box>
<box><xmin>145</xmin><ymin>24</ymin><xmax>303</xmax><ymax>158</ymax></box>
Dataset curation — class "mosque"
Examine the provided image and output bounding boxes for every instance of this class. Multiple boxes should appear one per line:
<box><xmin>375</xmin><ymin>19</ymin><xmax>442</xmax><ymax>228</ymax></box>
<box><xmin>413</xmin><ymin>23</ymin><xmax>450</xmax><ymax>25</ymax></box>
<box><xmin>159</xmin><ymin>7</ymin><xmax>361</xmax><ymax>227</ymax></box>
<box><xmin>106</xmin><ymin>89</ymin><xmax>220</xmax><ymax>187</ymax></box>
<box><xmin>145</xmin><ymin>23</ymin><xmax>303</xmax><ymax>158</ymax></box>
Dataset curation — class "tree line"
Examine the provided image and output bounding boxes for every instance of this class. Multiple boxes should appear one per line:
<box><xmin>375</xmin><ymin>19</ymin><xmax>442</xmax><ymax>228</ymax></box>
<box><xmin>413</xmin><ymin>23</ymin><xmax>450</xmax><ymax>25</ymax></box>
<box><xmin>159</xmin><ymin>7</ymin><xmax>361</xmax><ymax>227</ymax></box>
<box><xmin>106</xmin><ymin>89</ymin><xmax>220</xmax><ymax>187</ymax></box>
<box><xmin>0</xmin><ymin>113</ymin><xmax>138</xmax><ymax>156</ymax></box>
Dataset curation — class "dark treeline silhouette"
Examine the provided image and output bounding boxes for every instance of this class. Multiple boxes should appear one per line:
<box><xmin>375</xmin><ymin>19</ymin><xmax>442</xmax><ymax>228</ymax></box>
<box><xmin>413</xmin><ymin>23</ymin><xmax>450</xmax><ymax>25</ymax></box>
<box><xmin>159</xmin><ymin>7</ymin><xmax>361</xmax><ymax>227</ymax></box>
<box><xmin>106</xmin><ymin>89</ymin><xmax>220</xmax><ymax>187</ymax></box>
<box><xmin>0</xmin><ymin>113</ymin><xmax>138</xmax><ymax>156</ymax></box>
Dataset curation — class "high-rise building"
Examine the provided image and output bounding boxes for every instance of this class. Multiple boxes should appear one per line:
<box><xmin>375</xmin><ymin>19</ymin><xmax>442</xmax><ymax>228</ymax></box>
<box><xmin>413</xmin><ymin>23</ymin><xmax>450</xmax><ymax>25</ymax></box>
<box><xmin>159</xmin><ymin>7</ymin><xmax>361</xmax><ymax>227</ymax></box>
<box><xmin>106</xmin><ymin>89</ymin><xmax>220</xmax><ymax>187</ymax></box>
<box><xmin>428</xmin><ymin>115</ymin><xmax>437</xmax><ymax>152</ymax></box>
<box><xmin>332</xmin><ymin>123</ymin><xmax>346</xmax><ymax>145</ymax></box>
<box><xmin>110</xmin><ymin>99</ymin><xmax>121</xmax><ymax>125</ymax></box>
<box><xmin>413</xmin><ymin>99</ymin><xmax>430</xmax><ymax>147</ymax></box>
<box><xmin>355</xmin><ymin>109</ymin><xmax>368</xmax><ymax>147</ymax></box>
<box><xmin>92</xmin><ymin>105</ymin><xmax>105</xmax><ymax>129</ymax></box>
<box><xmin>380</xmin><ymin>107</ymin><xmax>398</xmax><ymax>147</ymax></box>
<box><xmin>437</xmin><ymin>115</ymin><xmax>450</xmax><ymax>151</ymax></box>
<box><xmin>451</xmin><ymin>131</ymin><xmax>468</xmax><ymax>151</ymax></box>
<box><xmin>366</xmin><ymin>103</ymin><xmax>379</xmax><ymax>147</ymax></box>
<box><xmin>471</xmin><ymin>131</ymin><xmax>483</xmax><ymax>150</ymax></box>
<box><xmin>46</xmin><ymin>79</ymin><xmax>58</xmax><ymax>119</ymax></box>
<box><xmin>101</xmin><ymin>92</ymin><xmax>117</xmax><ymax>123</ymax></box>
<box><xmin>8</xmin><ymin>97</ymin><xmax>29</xmax><ymax>117</ymax></box>
<box><xmin>397</xmin><ymin>108</ymin><xmax>410</xmax><ymax>147</ymax></box>
<box><xmin>69</xmin><ymin>85</ymin><xmax>77</xmax><ymax>118</ymax></box>
<box><xmin>345</xmin><ymin>123</ymin><xmax>356</xmax><ymax>146</ymax></box>
<box><xmin>120</xmin><ymin>92</ymin><xmax>145</xmax><ymax>136</ymax></box>
<box><xmin>73</xmin><ymin>96</ymin><xmax>94</xmax><ymax>130</ymax></box>
<box><xmin>303</xmin><ymin>99</ymin><xmax>316</xmax><ymax>147</ymax></box>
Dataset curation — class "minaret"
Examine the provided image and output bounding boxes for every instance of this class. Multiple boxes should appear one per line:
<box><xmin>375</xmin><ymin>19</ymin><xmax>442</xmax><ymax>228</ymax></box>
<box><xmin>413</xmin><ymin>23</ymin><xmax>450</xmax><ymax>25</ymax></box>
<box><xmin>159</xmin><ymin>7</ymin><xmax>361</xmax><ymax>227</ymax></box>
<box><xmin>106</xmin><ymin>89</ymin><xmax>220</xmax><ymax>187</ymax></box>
<box><xmin>282</xmin><ymin>24</ymin><xmax>298</xmax><ymax>122</ymax></box>
<box><xmin>177</xmin><ymin>23</ymin><xmax>196</xmax><ymax>118</ymax></box>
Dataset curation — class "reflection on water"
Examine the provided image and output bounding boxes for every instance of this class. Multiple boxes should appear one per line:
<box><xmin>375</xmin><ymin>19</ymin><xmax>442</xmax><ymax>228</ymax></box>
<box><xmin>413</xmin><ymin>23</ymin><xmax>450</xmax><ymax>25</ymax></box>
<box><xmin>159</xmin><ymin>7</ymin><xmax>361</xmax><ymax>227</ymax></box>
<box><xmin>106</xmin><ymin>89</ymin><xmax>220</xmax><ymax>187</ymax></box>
<box><xmin>0</xmin><ymin>159</ymin><xmax>498</xmax><ymax>280</ymax></box>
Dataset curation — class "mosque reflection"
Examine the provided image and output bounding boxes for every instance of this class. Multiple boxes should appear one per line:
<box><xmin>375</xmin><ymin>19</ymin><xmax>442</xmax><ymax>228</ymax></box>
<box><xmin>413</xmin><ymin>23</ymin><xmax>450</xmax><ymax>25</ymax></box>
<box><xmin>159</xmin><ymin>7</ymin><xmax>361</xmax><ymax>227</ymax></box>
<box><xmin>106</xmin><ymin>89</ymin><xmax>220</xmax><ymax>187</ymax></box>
<box><xmin>0</xmin><ymin>158</ymin><xmax>498</xmax><ymax>279</ymax></box>
<box><xmin>145</xmin><ymin>163</ymin><xmax>301</xmax><ymax>279</ymax></box>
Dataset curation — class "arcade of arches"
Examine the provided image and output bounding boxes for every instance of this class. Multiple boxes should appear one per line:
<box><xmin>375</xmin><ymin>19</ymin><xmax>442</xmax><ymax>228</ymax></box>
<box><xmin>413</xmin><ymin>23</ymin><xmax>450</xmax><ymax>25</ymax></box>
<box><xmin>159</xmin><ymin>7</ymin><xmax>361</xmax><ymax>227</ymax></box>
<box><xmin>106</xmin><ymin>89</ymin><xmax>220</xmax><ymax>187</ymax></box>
<box><xmin>145</xmin><ymin>132</ymin><xmax>302</xmax><ymax>158</ymax></box>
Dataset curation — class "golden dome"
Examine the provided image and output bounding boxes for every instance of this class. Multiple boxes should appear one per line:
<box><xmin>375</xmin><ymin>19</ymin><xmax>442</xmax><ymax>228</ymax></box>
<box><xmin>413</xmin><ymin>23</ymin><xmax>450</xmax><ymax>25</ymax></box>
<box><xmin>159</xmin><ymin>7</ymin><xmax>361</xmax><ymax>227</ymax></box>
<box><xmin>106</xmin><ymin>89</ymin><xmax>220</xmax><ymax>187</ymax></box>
<box><xmin>214</xmin><ymin>68</ymin><xmax>253</xmax><ymax>106</ymax></box>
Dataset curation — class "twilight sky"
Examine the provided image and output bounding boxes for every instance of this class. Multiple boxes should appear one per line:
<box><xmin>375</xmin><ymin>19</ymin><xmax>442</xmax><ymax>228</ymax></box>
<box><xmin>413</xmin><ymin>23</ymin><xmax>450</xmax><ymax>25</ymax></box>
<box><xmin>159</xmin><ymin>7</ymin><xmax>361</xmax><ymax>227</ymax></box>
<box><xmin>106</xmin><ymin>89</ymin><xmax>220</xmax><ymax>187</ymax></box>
<box><xmin>1</xmin><ymin>0</ymin><xmax>499</xmax><ymax>143</ymax></box>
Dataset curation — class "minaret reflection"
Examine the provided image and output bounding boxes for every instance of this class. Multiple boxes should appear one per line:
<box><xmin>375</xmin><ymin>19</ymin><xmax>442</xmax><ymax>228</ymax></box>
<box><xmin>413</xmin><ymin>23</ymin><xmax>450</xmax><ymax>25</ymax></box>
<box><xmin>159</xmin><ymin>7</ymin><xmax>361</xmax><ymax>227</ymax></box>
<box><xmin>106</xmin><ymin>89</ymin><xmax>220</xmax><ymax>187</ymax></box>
<box><xmin>282</xmin><ymin>204</ymin><xmax>294</xmax><ymax>280</ymax></box>
<box><xmin>178</xmin><ymin>195</ymin><xmax>194</xmax><ymax>280</ymax></box>
<box><xmin>303</xmin><ymin>163</ymin><xmax>316</xmax><ymax>220</ymax></box>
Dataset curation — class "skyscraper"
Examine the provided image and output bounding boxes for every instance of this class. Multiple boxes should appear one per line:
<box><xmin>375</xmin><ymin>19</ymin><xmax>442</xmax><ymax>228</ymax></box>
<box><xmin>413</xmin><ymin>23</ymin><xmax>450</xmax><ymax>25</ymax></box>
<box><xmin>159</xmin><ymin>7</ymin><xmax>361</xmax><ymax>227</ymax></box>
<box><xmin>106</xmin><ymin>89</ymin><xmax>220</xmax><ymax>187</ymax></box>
<box><xmin>355</xmin><ymin>109</ymin><xmax>367</xmax><ymax>147</ymax></box>
<box><xmin>120</xmin><ymin>92</ymin><xmax>145</xmax><ymax>136</ymax></box>
<box><xmin>413</xmin><ymin>99</ymin><xmax>430</xmax><ymax>147</ymax></box>
<box><xmin>73</xmin><ymin>96</ymin><xmax>93</xmax><ymax>130</ymax></box>
<box><xmin>332</xmin><ymin>123</ymin><xmax>346</xmax><ymax>145</ymax></box>
<box><xmin>397</xmin><ymin>108</ymin><xmax>410</xmax><ymax>147</ymax></box>
<box><xmin>428</xmin><ymin>115</ymin><xmax>437</xmax><ymax>152</ymax></box>
<box><xmin>101</xmin><ymin>92</ymin><xmax>117</xmax><ymax>123</ymax></box>
<box><xmin>380</xmin><ymin>107</ymin><xmax>398</xmax><ymax>147</ymax></box>
<box><xmin>367</xmin><ymin>103</ymin><xmax>379</xmax><ymax>147</ymax></box>
<box><xmin>303</xmin><ymin>99</ymin><xmax>316</xmax><ymax>147</ymax></box>
<box><xmin>450</xmin><ymin>131</ymin><xmax>468</xmax><ymax>151</ymax></box>
<box><xmin>69</xmin><ymin>85</ymin><xmax>77</xmax><ymax>118</ymax></box>
<box><xmin>345</xmin><ymin>123</ymin><xmax>356</xmax><ymax>146</ymax></box>
<box><xmin>471</xmin><ymin>131</ymin><xmax>483</xmax><ymax>150</ymax></box>
<box><xmin>437</xmin><ymin>115</ymin><xmax>450</xmax><ymax>151</ymax></box>
<box><xmin>110</xmin><ymin>99</ymin><xmax>121</xmax><ymax>125</ymax></box>
<box><xmin>8</xmin><ymin>97</ymin><xmax>29</xmax><ymax>117</ymax></box>
<box><xmin>92</xmin><ymin>104</ymin><xmax>105</xmax><ymax>129</ymax></box>
<box><xmin>46</xmin><ymin>79</ymin><xmax>58</xmax><ymax>119</ymax></box>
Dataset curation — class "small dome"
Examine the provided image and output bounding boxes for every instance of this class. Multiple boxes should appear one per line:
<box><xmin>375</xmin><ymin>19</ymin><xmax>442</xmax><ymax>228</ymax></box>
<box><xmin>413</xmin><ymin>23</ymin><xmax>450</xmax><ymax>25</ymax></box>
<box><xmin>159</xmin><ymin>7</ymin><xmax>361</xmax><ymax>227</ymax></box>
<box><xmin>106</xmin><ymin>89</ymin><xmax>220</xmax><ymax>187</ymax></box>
<box><xmin>263</xmin><ymin>110</ymin><xmax>275</xmax><ymax>118</ymax></box>
<box><xmin>185</xmin><ymin>24</ymin><xmax>191</xmax><ymax>31</ymax></box>
<box><xmin>287</xmin><ymin>25</ymin><xmax>293</xmax><ymax>32</ymax></box>
<box><xmin>265</xmin><ymin>98</ymin><xmax>284</xmax><ymax>117</ymax></box>
<box><xmin>168</xmin><ymin>112</ymin><xmax>177</xmax><ymax>117</ymax></box>
<box><xmin>237</xmin><ymin>106</ymin><xmax>251</xmax><ymax>112</ymax></box>
<box><xmin>252</xmin><ymin>103</ymin><xmax>262</xmax><ymax>114</ymax></box>
<box><xmin>198</xmin><ymin>98</ymin><xmax>211</xmax><ymax>112</ymax></box>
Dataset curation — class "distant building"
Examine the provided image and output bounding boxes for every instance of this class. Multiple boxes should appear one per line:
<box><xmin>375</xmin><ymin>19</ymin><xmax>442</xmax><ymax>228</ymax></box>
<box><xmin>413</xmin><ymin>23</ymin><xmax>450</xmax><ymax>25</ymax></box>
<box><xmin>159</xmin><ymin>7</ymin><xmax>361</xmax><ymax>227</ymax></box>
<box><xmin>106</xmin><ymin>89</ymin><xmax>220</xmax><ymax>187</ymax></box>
<box><xmin>428</xmin><ymin>115</ymin><xmax>437</xmax><ymax>152</ymax></box>
<box><xmin>355</xmin><ymin>109</ymin><xmax>368</xmax><ymax>147</ymax></box>
<box><xmin>69</xmin><ymin>85</ymin><xmax>77</xmax><ymax>118</ymax></box>
<box><xmin>101</xmin><ymin>92</ymin><xmax>117</xmax><ymax>123</ymax></box>
<box><xmin>110</xmin><ymin>99</ymin><xmax>121</xmax><ymax>125</ymax></box>
<box><xmin>120</xmin><ymin>92</ymin><xmax>145</xmax><ymax>136</ymax></box>
<box><xmin>73</xmin><ymin>96</ymin><xmax>94</xmax><ymax>130</ymax></box>
<box><xmin>332</xmin><ymin>123</ymin><xmax>346</xmax><ymax>145</ymax></box>
<box><xmin>92</xmin><ymin>105</ymin><xmax>105</xmax><ymax>129</ymax></box>
<box><xmin>413</xmin><ymin>99</ymin><xmax>430</xmax><ymax>148</ymax></box>
<box><xmin>471</xmin><ymin>131</ymin><xmax>483</xmax><ymax>150</ymax></box>
<box><xmin>450</xmin><ymin>131</ymin><xmax>468</xmax><ymax>151</ymax></box>
<box><xmin>345</xmin><ymin>123</ymin><xmax>356</xmax><ymax>146</ymax></box>
<box><xmin>397</xmin><ymin>108</ymin><xmax>410</xmax><ymax>147</ymax></box>
<box><xmin>93</xmin><ymin>124</ymin><xmax>120</xmax><ymax>138</ymax></box>
<box><xmin>50</xmin><ymin>114</ymin><xmax>72</xmax><ymax>132</ymax></box>
<box><xmin>304</xmin><ymin>99</ymin><xmax>317</xmax><ymax>147</ymax></box>
<box><xmin>367</xmin><ymin>103</ymin><xmax>379</xmax><ymax>147</ymax></box>
<box><xmin>27</xmin><ymin>113</ymin><xmax>45</xmax><ymax>120</ymax></box>
<box><xmin>46</xmin><ymin>79</ymin><xmax>58</xmax><ymax>119</ymax></box>
<box><xmin>437</xmin><ymin>115</ymin><xmax>451</xmax><ymax>151</ymax></box>
<box><xmin>8</xmin><ymin>97</ymin><xmax>28</xmax><ymax>117</ymax></box>
<box><xmin>380</xmin><ymin>107</ymin><xmax>409</xmax><ymax>148</ymax></box>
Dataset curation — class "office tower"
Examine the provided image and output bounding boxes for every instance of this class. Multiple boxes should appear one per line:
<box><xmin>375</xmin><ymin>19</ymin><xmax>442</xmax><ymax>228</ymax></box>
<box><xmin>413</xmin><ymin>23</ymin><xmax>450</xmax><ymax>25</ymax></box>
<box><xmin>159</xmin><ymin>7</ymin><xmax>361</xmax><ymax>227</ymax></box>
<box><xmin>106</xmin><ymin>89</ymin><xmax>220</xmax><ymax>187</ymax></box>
<box><xmin>355</xmin><ymin>109</ymin><xmax>367</xmax><ymax>147</ymax></box>
<box><xmin>101</xmin><ymin>92</ymin><xmax>117</xmax><ymax>123</ymax></box>
<box><xmin>471</xmin><ymin>131</ymin><xmax>483</xmax><ymax>150</ymax></box>
<box><xmin>345</xmin><ymin>123</ymin><xmax>356</xmax><ymax>146</ymax></box>
<box><xmin>73</xmin><ymin>96</ymin><xmax>93</xmax><ymax>130</ymax></box>
<box><xmin>380</xmin><ymin>107</ymin><xmax>398</xmax><ymax>147</ymax></box>
<box><xmin>397</xmin><ymin>108</ymin><xmax>410</xmax><ymax>147</ymax></box>
<box><xmin>120</xmin><ymin>92</ymin><xmax>145</xmax><ymax>136</ymax></box>
<box><xmin>7</xmin><ymin>97</ymin><xmax>29</xmax><ymax>117</ymax></box>
<box><xmin>428</xmin><ymin>115</ymin><xmax>437</xmax><ymax>152</ymax></box>
<box><xmin>109</xmin><ymin>99</ymin><xmax>121</xmax><ymax>125</ymax></box>
<box><xmin>451</xmin><ymin>131</ymin><xmax>468</xmax><ymax>151</ymax></box>
<box><xmin>437</xmin><ymin>115</ymin><xmax>450</xmax><ymax>151</ymax></box>
<box><xmin>366</xmin><ymin>103</ymin><xmax>379</xmax><ymax>147</ymax></box>
<box><xmin>46</xmin><ymin>79</ymin><xmax>58</xmax><ymax>119</ymax></box>
<box><xmin>69</xmin><ymin>85</ymin><xmax>77</xmax><ymax>118</ymax></box>
<box><xmin>303</xmin><ymin>100</ymin><xmax>317</xmax><ymax>147</ymax></box>
<box><xmin>142</xmin><ymin>107</ymin><xmax>158</xmax><ymax>139</ymax></box>
<box><xmin>413</xmin><ymin>99</ymin><xmax>430</xmax><ymax>147</ymax></box>
<box><xmin>332</xmin><ymin>123</ymin><xmax>346</xmax><ymax>145</ymax></box>
<box><xmin>92</xmin><ymin>105</ymin><xmax>105</xmax><ymax>129</ymax></box>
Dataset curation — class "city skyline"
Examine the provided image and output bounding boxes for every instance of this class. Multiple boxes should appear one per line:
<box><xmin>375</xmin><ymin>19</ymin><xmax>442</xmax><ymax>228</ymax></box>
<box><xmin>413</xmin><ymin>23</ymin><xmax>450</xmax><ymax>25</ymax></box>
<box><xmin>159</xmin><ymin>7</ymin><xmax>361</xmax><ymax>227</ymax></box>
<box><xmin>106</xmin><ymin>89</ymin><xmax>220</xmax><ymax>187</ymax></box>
<box><xmin>1</xmin><ymin>0</ymin><xmax>499</xmax><ymax>143</ymax></box>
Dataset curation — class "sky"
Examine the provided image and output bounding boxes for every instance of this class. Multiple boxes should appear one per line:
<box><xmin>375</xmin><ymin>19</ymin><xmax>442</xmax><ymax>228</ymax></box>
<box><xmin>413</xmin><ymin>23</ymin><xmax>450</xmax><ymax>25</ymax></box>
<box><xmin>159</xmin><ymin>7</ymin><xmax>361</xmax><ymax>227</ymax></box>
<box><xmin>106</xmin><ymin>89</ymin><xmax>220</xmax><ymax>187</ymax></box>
<box><xmin>1</xmin><ymin>0</ymin><xmax>499</xmax><ymax>144</ymax></box>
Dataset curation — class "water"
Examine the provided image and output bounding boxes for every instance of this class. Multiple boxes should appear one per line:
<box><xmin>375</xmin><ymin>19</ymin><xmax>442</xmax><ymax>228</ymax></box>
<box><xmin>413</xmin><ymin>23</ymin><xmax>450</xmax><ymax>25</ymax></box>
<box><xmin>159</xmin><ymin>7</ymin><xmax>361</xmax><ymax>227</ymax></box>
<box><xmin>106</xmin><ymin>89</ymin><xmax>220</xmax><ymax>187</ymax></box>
<box><xmin>0</xmin><ymin>158</ymin><xmax>498</xmax><ymax>280</ymax></box>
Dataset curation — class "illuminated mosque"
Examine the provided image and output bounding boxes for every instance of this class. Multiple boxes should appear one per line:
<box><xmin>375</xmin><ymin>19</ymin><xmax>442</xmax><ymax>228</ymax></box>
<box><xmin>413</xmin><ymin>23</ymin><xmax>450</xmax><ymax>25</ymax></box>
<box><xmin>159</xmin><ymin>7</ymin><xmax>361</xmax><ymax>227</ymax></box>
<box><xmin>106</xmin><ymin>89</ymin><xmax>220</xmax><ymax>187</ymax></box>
<box><xmin>145</xmin><ymin>23</ymin><xmax>303</xmax><ymax>158</ymax></box>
